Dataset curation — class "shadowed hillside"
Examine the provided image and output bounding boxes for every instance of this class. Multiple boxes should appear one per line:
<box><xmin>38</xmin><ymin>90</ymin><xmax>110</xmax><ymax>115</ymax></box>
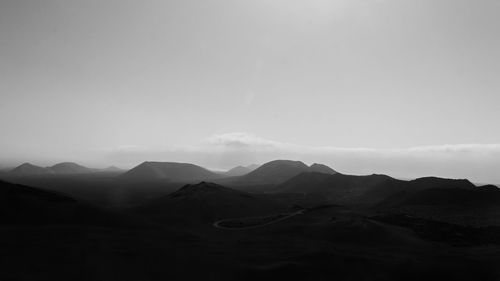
<box><xmin>376</xmin><ymin>185</ymin><xmax>500</xmax><ymax>226</ymax></box>
<box><xmin>120</xmin><ymin>161</ymin><xmax>221</xmax><ymax>182</ymax></box>
<box><xmin>0</xmin><ymin>180</ymin><xmax>137</xmax><ymax>227</ymax></box>
<box><xmin>224</xmin><ymin>164</ymin><xmax>258</xmax><ymax>176</ymax></box>
<box><xmin>276</xmin><ymin>173</ymin><xmax>480</xmax><ymax>207</ymax></box>
<box><xmin>133</xmin><ymin>182</ymin><xmax>290</xmax><ymax>225</ymax></box>
<box><xmin>49</xmin><ymin>162</ymin><xmax>96</xmax><ymax>174</ymax></box>
<box><xmin>10</xmin><ymin>163</ymin><xmax>48</xmax><ymax>175</ymax></box>
<box><xmin>10</xmin><ymin>162</ymin><xmax>102</xmax><ymax>175</ymax></box>
<box><xmin>218</xmin><ymin>160</ymin><xmax>336</xmax><ymax>189</ymax></box>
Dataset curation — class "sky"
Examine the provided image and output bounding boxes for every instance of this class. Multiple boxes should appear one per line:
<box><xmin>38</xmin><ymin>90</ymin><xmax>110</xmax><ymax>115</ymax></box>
<box><xmin>1</xmin><ymin>0</ymin><xmax>499</xmax><ymax>183</ymax></box>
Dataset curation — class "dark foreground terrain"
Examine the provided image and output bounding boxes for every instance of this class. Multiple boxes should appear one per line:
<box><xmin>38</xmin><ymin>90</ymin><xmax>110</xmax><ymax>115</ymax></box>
<box><xmin>1</xmin><ymin>160</ymin><xmax>500</xmax><ymax>281</ymax></box>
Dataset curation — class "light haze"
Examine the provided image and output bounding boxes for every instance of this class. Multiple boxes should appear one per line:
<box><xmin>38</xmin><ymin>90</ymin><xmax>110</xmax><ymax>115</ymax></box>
<box><xmin>1</xmin><ymin>1</ymin><xmax>499</xmax><ymax>182</ymax></box>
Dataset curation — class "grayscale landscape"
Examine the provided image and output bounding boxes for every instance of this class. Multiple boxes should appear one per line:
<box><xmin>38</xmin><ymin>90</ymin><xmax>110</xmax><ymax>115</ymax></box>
<box><xmin>1</xmin><ymin>1</ymin><xmax>500</xmax><ymax>280</ymax></box>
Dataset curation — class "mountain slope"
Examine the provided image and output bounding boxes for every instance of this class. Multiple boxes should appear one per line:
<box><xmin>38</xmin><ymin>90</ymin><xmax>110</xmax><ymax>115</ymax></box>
<box><xmin>276</xmin><ymin>173</ymin><xmax>479</xmax><ymax>206</ymax></box>
<box><xmin>274</xmin><ymin>172</ymin><xmax>332</xmax><ymax>193</ymax></box>
<box><xmin>0</xmin><ymin>180</ymin><xmax>128</xmax><ymax>226</ymax></box>
<box><xmin>120</xmin><ymin>161</ymin><xmax>221</xmax><ymax>182</ymax></box>
<box><xmin>9</xmin><ymin>163</ymin><xmax>49</xmax><ymax>175</ymax></box>
<box><xmin>309</xmin><ymin>163</ymin><xmax>337</xmax><ymax>174</ymax></box>
<box><xmin>9</xmin><ymin>162</ymin><xmax>99</xmax><ymax>175</ymax></box>
<box><xmin>133</xmin><ymin>182</ymin><xmax>289</xmax><ymax>224</ymax></box>
<box><xmin>234</xmin><ymin>160</ymin><xmax>335</xmax><ymax>185</ymax></box>
<box><xmin>224</xmin><ymin>165</ymin><xmax>252</xmax><ymax>177</ymax></box>
<box><xmin>50</xmin><ymin>162</ymin><xmax>95</xmax><ymax>174</ymax></box>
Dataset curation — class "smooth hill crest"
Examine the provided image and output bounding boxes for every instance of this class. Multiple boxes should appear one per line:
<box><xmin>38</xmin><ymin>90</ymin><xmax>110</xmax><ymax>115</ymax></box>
<box><xmin>233</xmin><ymin>160</ymin><xmax>337</xmax><ymax>185</ymax></box>
<box><xmin>9</xmin><ymin>162</ymin><xmax>97</xmax><ymax>175</ymax></box>
<box><xmin>120</xmin><ymin>160</ymin><xmax>336</xmax><ymax>185</ymax></box>
<box><xmin>119</xmin><ymin>161</ymin><xmax>222</xmax><ymax>182</ymax></box>
<box><xmin>275</xmin><ymin>171</ymin><xmax>497</xmax><ymax>207</ymax></box>
<box><xmin>133</xmin><ymin>181</ymin><xmax>288</xmax><ymax>223</ymax></box>
<box><xmin>223</xmin><ymin>164</ymin><xmax>259</xmax><ymax>177</ymax></box>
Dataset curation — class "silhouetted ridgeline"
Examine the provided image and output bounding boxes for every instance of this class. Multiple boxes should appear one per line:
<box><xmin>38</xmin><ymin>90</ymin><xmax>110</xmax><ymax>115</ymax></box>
<box><xmin>119</xmin><ymin>161</ymin><xmax>222</xmax><ymax>182</ymax></box>
<box><xmin>1</xmin><ymin>159</ymin><xmax>500</xmax><ymax>281</ymax></box>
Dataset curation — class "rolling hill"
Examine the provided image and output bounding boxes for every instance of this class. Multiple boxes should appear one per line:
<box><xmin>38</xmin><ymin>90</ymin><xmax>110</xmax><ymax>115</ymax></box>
<box><xmin>229</xmin><ymin>160</ymin><xmax>336</xmax><ymax>185</ymax></box>
<box><xmin>9</xmin><ymin>163</ymin><xmax>49</xmax><ymax>175</ymax></box>
<box><xmin>49</xmin><ymin>162</ymin><xmax>96</xmax><ymax>174</ymax></box>
<box><xmin>119</xmin><ymin>161</ymin><xmax>221</xmax><ymax>182</ymax></box>
<box><xmin>133</xmin><ymin>182</ymin><xmax>290</xmax><ymax>224</ymax></box>
<box><xmin>276</xmin><ymin>173</ymin><xmax>480</xmax><ymax>207</ymax></box>
<box><xmin>0</xmin><ymin>180</ymin><xmax>129</xmax><ymax>226</ymax></box>
<box><xmin>9</xmin><ymin>162</ymin><xmax>100</xmax><ymax>175</ymax></box>
<box><xmin>224</xmin><ymin>165</ymin><xmax>253</xmax><ymax>177</ymax></box>
<box><xmin>309</xmin><ymin>163</ymin><xmax>337</xmax><ymax>174</ymax></box>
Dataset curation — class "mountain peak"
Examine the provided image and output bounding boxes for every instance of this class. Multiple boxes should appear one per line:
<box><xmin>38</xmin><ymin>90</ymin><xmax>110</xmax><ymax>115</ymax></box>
<box><xmin>238</xmin><ymin>160</ymin><xmax>311</xmax><ymax>184</ymax></box>
<box><xmin>18</xmin><ymin>162</ymin><xmax>37</xmax><ymax>168</ymax></box>
<box><xmin>10</xmin><ymin>163</ymin><xmax>48</xmax><ymax>175</ymax></box>
<box><xmin>120</xmin><ymin>161</ymin><xmax>221</xmax><ymax>182</ymax></box>
<box><xmin>225</xmin><ymin>165</ymin><xmax>252</xmax><ymax>176</ymax></box>
<box><xmin>309</xmin><ymin>163</ymin><xmax>337</xmax><ymax>174</ymax></box>
<box><xmin>103</xmin><ymin>166</ymin><xmax>123</xmax><ymax>172</ymax></box>
<box><xmin>50</xmin><ymin>162</ymin><xmax>93</xmax><ymax>174</ymax></box>
<box><xmin>262</xmin><ymin>159</ymin><xmax>309</xmax><ymax>168</ymax></box>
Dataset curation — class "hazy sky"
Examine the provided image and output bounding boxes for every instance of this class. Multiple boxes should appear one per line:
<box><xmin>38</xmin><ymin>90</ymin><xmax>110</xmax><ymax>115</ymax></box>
<box><xmin>1</xmin><ymin>1</ymin><xmax>499</xmax><ymax>182</ymax></box>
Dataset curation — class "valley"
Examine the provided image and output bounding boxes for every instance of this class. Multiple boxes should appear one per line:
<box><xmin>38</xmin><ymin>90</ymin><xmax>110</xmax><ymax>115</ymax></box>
<box><xmin>1</xmin><ymin>160</ymin><xmax>500</xmax><ymax>280</ymax></box>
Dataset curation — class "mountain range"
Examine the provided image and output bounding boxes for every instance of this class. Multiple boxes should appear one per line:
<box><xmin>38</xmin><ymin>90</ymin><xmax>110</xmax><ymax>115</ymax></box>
<box><xmin>9</xmin><ymin>162</ymin><xmax>104</xmax><ymax>175</ymax></box>
<box><xmin>5</xmin><ymin>162</ymin><xmax>124</xmax><ymax>176</ymax></box>
<box><xmin>223</xmin><ymin>164</ymin><xmax>259</xmax><ymax>177</ymax></box>
<box><xmin>1</xmin><ymin>159</ymin><xmax>499</xmax><ymax>281</ymax></box>
<box><xmin>275</xmin><ymin>172</ymin><xmax>480</xmax><ymax>205</ymax></box>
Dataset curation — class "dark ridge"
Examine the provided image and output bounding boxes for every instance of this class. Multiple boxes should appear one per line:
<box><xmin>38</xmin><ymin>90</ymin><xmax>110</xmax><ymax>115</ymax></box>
<box><xmin>225</xmin><ymin>165</ymin><xmax>252</xmax><ymax>176</ymax></box>
<box><xmin>0</xmin><ymin>180</ymin><xmax>136</xmax><ymax>227</ymax></box>
<box><xmin>10</xmin><ymin>163</ymin><xmax>48</xmax><ymax>175</ymax></box>
<box><xmin>133</xmin><ymin>181</ymin><xmax>288</xmax><ymax>223</ymax></box>
<box><xmin>309</xmin><ymin>163</ymin><xmax>337</xmax><ymax>174</ymax></box>
<box><xmin>120</xmin><ymin>161</ymin><xmax>221</xmax><ymax>182</ymax></box>
<box><xmin>50</xmin><ymin>162</ymin><xmax>94</xmax><ymax>174</ymax></box>
<box><xmin>238</xmin><ymin>160</ymin><xmax>311</xmax><ymax>184</ymax></box>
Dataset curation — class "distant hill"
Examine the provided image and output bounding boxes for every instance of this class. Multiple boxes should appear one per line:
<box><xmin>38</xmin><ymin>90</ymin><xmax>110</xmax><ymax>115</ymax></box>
<box><xmin>309</xmin><ymin>163</ymin><xmax>337</xmax><ymax>174</ymax></box>
<box><xmin>50</xmin><ymin>162</ymin><xmax>96</xmax><ymax>174</ymax></box>
<box><xmin>9</xmin><ymin>162</ymin><xmax>100</xmax><ymax>176</ymax></box>
<box><xmin>238</xmin><ymin>160</ymin><xmax>310</xmax><ymax>184</ymax></box>
<box><xmin>120</xmin><ymin>161</ymin><xmax>221</xmax><ymax>182</ymax></box>
<box><xmin>10</xmin><ymin>163</ymin><xmax>48</xmax><ymax>175</ymax></box>
<box><xmin>246</xmin><ymin>164</ymin><xmax>260</xmax><ymax>170</ymax></box>
<box><xmin>223</xmin><ymin>164</ymin><xmax>260</xmax><ymax>177</ymax></box>
<box><xmin>102</xmin><ymin>166</ymin><xmax>125</xmax><ymax>172</ymax></box>
<box><xmin>277</xmin><ymin>173</ymin><xmax>403</xmax><ymax>205</ymax></box>
<box><xmin>232</xmin><ymin>160</ymin><xmax>336</xmax><ymax>185</ymax></box>
<box><xmin>10</xmin><ymin>163</ymin><xmax>49</xmax><ymax>175</ymax></box>
<box><xmin>276</xmin><ymin>173</ymin><xmax>478</xmax><ymax>207</ymax></box>
<box><xmin>224</xmin><ymin>165</ymin><xmax>252</xmax><ymax>177</ymax></box>
<box><xmin>133</xmin><ymin>182</ymin><xmax>289</xmax><ymax>224</ymax></box>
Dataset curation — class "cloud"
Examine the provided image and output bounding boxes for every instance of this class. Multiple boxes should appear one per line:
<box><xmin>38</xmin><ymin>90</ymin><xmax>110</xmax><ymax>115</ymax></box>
<box><xmin>204</xmin><ymin>132</ymin><xmax>280</xmax><ymax>149</ymax></box>
<box><xmin>107</xmin><ymin>132</ymin><xmax>500</xmax><ymax>184</ymax></box>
